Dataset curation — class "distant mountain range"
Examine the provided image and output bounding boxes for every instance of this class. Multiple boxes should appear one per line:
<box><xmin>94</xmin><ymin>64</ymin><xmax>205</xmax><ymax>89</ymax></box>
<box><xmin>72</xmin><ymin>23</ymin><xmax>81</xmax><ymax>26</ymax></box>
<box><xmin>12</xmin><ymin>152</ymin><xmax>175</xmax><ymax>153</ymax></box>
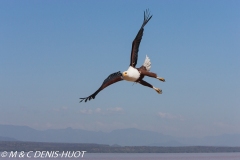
<box><xmin>0</xmin><ymin>136</ymin><xmax>17</xmax><ymax>141</ymax></box>
<box><xmin>0</xmin><ymin>124</ymin><xmax>239</xmax><ymax>146</ymax></box>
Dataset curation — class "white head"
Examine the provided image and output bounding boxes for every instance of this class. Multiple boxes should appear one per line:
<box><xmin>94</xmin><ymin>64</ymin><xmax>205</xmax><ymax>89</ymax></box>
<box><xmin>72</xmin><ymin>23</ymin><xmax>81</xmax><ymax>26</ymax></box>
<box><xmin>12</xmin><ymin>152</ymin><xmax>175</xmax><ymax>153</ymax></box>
<box><xmin>122</xmin><ymin>66</ymin><xmax>140</xmax><ymax>82</ymax></box>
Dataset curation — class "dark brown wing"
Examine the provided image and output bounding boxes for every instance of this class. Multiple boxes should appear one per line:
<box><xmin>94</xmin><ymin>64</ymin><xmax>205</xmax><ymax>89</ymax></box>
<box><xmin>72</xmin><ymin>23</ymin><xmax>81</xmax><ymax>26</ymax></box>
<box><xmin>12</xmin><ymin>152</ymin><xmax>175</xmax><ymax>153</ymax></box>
<box><xmin>80</xmin><ymin>71</ymin><xmax>123</xmax><ymax>103</ymax></box>
<box><xmin>130</xmin><ymin>9</ymin><xmax>152</xmax><ymax>67</ymax></box>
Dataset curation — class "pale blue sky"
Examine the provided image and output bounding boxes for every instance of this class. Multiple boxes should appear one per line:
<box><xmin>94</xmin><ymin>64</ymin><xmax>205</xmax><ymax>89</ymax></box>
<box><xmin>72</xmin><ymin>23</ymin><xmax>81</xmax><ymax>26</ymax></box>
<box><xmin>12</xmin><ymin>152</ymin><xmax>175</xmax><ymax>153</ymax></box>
<box><xmin>1</xmin><ymin>0</ymin><xmax>239</xmax><ymax>137</ymax></box>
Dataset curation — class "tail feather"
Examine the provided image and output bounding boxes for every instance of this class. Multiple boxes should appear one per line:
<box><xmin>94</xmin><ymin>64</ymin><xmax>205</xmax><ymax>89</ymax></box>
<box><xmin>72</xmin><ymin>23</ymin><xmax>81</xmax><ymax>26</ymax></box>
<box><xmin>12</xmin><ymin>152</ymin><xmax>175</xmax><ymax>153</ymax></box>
<box><xmin>143</xmin><ymin>55</ymin><xmax>151</xmax><ymax>71</ymax></box>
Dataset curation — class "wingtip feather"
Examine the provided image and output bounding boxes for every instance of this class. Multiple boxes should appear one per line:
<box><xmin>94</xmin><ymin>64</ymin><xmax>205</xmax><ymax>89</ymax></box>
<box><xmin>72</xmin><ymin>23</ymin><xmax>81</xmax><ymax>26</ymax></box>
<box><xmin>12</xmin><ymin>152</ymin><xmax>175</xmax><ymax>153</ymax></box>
<box><xmin>142</xmin><ymin>9</ymin><xmax>152</xmax><ymax>27</ymax></box>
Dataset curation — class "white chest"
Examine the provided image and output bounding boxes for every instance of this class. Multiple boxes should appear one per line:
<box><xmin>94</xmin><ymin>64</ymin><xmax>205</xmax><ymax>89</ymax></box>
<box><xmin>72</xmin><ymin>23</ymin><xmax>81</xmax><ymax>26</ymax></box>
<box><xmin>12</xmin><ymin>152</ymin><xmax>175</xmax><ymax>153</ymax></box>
<box><xmin>123</xmin><ymin>66</ymin><xmax>140</xmax><ymax>82</ymax></box>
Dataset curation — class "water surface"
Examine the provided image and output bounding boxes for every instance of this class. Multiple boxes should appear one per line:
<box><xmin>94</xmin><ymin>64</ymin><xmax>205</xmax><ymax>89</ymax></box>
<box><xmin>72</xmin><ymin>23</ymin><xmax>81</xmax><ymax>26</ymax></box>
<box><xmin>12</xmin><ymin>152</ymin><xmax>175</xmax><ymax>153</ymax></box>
<box><xmin>5</xmin><ymin>152</ymin><xmax>240</xmax><ymax>160</ymax></box>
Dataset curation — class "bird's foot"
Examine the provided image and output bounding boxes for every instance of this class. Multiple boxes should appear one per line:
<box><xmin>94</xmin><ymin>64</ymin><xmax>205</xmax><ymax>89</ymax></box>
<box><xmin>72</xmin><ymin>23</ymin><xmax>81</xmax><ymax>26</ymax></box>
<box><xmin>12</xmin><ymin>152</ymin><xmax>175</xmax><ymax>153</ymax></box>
<box><xmin>157</xmin><ymin>77</ymin><xmax>165</xmax><ymax>82</ymax></box>
<box><xmin>153</xmin><ymin>87</ymin><xmax>162</xmax><ymax>94</ymax></box>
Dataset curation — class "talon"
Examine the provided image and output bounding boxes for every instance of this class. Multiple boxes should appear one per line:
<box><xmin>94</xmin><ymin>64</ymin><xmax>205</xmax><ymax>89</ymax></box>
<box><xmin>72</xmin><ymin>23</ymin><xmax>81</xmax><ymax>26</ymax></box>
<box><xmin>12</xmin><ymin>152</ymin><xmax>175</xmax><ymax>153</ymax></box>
<box><xmin>153</xmin><ymin>87</ymin><xmax>162</xmax><ymax>94</ymax></box>
<box><xmin>157</xmin><ymin>77</ymin><xmax>165</xmax><ymax>82</ymax></box>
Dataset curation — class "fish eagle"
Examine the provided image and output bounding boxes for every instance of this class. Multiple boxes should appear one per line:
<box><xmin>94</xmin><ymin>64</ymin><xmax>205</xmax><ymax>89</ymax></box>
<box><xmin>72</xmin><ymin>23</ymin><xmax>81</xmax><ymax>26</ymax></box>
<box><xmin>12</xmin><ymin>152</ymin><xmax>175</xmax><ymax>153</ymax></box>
<box><xmin>80</xmin><ymin>9</ymin><xmax>165</xmax><ymax>103</ymax></box>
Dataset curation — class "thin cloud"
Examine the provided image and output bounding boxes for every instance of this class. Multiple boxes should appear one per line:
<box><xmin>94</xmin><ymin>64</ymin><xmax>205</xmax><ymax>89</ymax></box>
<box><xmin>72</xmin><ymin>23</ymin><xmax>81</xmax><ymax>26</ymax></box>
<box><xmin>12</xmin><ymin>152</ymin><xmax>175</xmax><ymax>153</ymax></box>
<box><xmin>79</xmin><ymin>107</ymin><xmax>124</xmax><ymax>115</ymax></box>
<box><xmin>79</xmin><ymin>109</ymin><xmax>93</xmax><ymax>114</ymax></box>
<box><xmin>95</xmin><ymin>108</ymin><xmax>102</xmax><ymax>113</ymax></box>
<box><xmin>157</xmin><ymin>112</ymin><xmax>184</xmax><ymax>121</ymax></box>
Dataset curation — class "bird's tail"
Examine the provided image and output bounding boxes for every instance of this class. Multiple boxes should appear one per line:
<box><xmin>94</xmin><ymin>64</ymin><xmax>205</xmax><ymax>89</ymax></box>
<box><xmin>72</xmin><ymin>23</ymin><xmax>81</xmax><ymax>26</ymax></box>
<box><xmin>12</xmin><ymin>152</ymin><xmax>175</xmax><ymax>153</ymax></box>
<box><xmin>143</xmin><ymin>55</ymin><xmax>151</xmax><ymax>71</ymax></box>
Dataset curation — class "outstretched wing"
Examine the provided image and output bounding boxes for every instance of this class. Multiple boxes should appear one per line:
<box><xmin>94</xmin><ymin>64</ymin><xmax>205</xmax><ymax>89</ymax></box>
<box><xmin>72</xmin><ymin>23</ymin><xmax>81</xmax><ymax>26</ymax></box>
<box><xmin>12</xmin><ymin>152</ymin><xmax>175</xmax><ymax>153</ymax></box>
<box><xmin>130</xmin><ymin>9</ymin><xmax>152</xmax><ymax>67</ymax></box>
<box><xmin>80</xmin><ymin>71</ymin><xmax>123</xmax><ymax>103</ymax></box>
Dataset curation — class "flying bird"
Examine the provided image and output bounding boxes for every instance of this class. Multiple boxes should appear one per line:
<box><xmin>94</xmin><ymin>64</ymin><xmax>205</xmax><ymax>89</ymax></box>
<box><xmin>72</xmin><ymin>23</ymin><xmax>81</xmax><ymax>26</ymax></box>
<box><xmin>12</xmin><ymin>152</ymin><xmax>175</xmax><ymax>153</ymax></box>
<box><xmin>80</xmin><ymin>9</ymin><xmax>165</xmax><ymax>103</ymax></box>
